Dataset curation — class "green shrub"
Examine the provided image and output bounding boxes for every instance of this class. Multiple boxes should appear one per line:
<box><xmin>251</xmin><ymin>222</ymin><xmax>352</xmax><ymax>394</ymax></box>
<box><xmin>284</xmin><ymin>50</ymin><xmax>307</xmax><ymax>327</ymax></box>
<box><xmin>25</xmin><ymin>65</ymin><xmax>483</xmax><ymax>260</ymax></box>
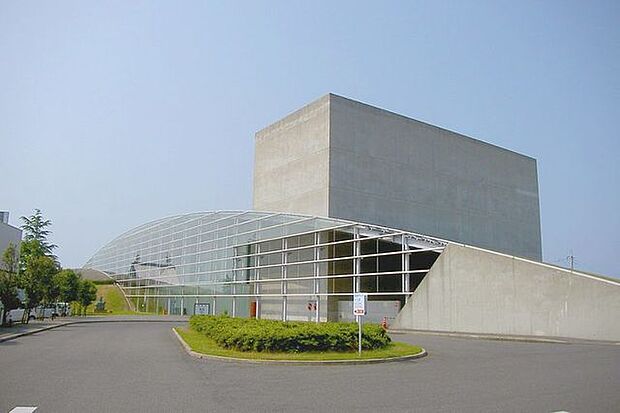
<box><xmin>189</xmin><ymin>315</ymin><xmax>390</xmax><ymax>353</ymax></box>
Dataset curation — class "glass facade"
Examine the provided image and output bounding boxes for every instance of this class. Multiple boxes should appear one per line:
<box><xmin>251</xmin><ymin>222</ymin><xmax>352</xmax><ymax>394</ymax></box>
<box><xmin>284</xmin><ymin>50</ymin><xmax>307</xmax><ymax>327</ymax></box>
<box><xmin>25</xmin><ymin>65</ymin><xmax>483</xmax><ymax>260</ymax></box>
<box><xmin>84</xmin><ymin>211</ymin><xmax>446</xmax><ymax>323</ymax></box>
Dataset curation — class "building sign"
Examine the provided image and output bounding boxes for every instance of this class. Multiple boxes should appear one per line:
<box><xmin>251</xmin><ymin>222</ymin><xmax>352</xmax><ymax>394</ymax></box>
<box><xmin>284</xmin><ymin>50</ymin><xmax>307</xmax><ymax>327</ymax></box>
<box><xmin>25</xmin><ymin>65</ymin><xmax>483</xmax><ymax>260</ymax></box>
<box><xmin>353</xmin><ymin>293</ymin><xmax>367</xmax><ymax>316</ymax></box>
<box><xmin>194</xmin><ymin>302</ymin><xmax>211</xmax><ymax>316</ymax></box>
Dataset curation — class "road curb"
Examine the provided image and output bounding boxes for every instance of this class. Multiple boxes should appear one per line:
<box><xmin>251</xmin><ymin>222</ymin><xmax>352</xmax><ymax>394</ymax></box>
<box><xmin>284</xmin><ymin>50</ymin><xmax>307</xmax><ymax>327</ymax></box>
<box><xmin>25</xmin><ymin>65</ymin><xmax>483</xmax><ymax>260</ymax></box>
<box><xmin>387</xmin><ymin>329</ymin><xmax>571</xmax><ymax>344</ymax></box>
<box><xmin>171</xmin><ymin>328</ymin><xmax>427</xmax><ymax>365</ymax></box>
<box><xmin>0</xmin><ymin>322</ymin><xmax>71</xmax><ymax>343</ymax></box>
<box><xmin>0</xmin><ymin>318</ymin><xmax>188</xmax><ymax>343</ymax></box>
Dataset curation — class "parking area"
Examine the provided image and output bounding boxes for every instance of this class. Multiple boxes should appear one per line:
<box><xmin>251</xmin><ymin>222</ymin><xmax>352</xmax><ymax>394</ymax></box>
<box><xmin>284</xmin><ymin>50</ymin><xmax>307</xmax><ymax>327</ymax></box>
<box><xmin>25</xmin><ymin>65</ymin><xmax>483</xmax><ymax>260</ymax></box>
<box><xmin>1</xmin><ymin>321</ymin><xmax>619</xmax><ymax>412</ymax></box>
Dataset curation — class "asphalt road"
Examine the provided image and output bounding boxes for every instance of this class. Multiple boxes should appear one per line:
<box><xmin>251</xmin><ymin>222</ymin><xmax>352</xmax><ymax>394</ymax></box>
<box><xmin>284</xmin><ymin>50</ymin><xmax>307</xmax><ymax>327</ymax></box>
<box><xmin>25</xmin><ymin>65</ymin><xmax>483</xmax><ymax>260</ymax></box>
<box><xmin>1</xmin><ymin>321</ymin><xmax>618</xmax><ymax>413</ymax></box>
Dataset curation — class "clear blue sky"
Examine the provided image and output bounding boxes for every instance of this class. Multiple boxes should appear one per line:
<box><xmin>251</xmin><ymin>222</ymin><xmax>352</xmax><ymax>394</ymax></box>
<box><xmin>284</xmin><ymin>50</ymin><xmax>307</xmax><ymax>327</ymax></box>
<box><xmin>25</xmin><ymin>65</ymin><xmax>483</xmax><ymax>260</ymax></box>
<box><xmin>1</xmin><ymin>1</ymin><xmax>618</xmax><ymax>277</ymax></box>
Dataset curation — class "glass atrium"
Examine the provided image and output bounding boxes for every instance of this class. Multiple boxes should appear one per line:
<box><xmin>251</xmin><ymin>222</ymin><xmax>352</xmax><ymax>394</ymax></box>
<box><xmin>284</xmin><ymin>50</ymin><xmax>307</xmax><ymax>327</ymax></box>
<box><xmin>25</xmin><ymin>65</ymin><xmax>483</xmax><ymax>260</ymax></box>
<box><xmin>84</xmin><ymin>211</ymin><xmax>446</xmax><ymax>322</ymax></box>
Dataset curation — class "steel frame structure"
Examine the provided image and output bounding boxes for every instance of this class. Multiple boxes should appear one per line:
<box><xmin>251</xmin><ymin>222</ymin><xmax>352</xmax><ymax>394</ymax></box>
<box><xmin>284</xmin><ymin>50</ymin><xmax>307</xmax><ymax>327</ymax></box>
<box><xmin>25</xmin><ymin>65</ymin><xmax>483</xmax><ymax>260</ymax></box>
<box><xmin>85</xmin><ymin>211</ymin><xmax>446</xmax><ymax>321</ymax></box>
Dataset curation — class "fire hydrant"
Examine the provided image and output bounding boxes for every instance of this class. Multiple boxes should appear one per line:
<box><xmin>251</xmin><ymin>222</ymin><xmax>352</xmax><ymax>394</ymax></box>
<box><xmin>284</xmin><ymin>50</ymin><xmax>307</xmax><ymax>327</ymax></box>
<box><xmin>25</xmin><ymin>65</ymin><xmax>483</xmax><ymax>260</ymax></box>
<box><xmin>381</xmin><ymin>316</ymin><xmax>389</xmax><ymax>330</ymax></box>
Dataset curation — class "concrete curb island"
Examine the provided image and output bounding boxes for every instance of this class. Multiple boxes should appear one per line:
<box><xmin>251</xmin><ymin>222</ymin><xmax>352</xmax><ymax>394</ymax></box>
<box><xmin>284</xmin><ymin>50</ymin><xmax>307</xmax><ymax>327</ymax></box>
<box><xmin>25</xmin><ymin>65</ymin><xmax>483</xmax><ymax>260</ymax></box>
<box><xmin>0</xmin><ymin>316</ymin><xmax>188</xmax><ymax>343</ymax></box>
<box><xmin>171</xmin><ymin>328</ymin><xmax>428</xmax><ymax>365</ymax></box>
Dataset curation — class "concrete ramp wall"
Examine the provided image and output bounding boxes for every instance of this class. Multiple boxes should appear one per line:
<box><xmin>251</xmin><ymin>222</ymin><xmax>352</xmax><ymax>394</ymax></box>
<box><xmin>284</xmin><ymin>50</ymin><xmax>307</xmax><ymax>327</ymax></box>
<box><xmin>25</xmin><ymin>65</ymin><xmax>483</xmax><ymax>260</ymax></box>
<box><xmin>392</xmin><ymin>244</ymin><xmax>620</xmax><ymax>341</ymax></box>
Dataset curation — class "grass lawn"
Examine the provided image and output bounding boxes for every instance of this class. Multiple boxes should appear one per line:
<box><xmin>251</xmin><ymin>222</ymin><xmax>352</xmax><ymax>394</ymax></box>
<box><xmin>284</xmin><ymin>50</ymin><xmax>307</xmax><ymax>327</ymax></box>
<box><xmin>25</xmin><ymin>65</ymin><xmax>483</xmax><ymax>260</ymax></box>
<box><xmin>175</xmin><ymin>327</ymin><xmax>424</xmax><ymax>361</ymax></box>
<box><xmin>82</xmin><ymin>284</ymin><xmax>139</xmax><ymax>316</ymax></box>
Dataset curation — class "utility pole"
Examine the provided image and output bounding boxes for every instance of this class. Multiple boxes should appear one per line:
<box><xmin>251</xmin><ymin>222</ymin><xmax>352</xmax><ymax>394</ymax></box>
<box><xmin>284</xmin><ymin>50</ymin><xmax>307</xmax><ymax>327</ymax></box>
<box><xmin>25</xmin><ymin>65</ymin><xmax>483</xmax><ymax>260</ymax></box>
<box><xmin>567</xmin><ymin>250</ymin><xmax>575</xmax><ymax>272</ymax></box>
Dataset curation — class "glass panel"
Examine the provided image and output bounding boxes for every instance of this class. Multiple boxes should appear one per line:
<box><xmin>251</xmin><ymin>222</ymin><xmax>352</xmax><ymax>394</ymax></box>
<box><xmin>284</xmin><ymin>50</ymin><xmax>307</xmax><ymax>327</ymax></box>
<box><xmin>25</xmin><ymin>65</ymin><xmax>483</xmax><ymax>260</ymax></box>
<box><xmin>234</xmin><ymin>297</ymin><xmax>250</xmax><ymax>318</ymax></box>
<box><xmin>286</xmin><ymin>279</ymin><xmax>313</xmax><ymax>294</ymax></box>
<box><xmin>216</xmin><ymin>298</ymin><xmax>233</xmax><ymax>315</ymax></box>
<box><xmin>287</xmin><ymin>296</ymin><xmax>318</xmax><ymax>321</ymax></box>
<box><xmin>331</xmin><ymin>259</ymin><xmax>352</xmax><ymax>276</ymax></box>
<box><xmin>260</xmin><ymin>297</ymin><xmax>281</xmax><ymax>320</ymax></box>
<box><xmin>378</xmin><ymin>274</ymin><xmax>401</xmax><ymax>292</ymax></box>
<box><xmin>328</xmin><ymin>277</ymin><xmax>353</xmax><ymax>294</ymax></box>
<box><xmin>360</xmin><ymin>274</ymin><xmax>377</xmax><ymax>293</ymax></box>
<box><xmin>287</xmin><ymin>262</ymin><xmax>314</xmax><ymax>279</ymax></box>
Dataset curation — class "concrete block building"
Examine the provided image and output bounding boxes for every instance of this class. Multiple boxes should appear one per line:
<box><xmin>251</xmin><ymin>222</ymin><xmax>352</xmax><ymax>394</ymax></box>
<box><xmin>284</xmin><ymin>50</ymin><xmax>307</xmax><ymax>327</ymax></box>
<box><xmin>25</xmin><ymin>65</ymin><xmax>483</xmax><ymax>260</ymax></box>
<box><xmin>0</xmin><ymin>212</ymin><xmax>21</xmax><ymax>263</ymax></box>
<box><xmin>254</xmin><ymin>94</ymin><xmax>542</xmax><ymax>260</ymax></box>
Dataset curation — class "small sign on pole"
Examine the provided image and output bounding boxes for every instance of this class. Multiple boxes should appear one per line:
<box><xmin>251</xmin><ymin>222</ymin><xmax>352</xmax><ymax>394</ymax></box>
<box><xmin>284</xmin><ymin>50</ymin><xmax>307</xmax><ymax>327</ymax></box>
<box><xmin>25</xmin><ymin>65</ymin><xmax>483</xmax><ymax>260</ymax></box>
<box><xmin>353</xmin><ymin>293</ymin><xmax>367</xmax><ymax>355</ymax></box>
<box><xmin>353</xmin><ymin>293</ymin><xmax>367</xmax><ymax>316</ymax></box>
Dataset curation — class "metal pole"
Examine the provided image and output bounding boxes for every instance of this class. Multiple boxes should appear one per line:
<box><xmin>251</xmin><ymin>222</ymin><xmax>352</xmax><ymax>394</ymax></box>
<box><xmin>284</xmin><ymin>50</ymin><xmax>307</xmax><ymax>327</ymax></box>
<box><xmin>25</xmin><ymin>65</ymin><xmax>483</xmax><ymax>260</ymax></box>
<box><xmin>282</xmin><ymin>238</ymin><xmax>287</xmax><ymax>322</ymax></box>
<box><xmin>314</xmin><ymin>232</ymin><xmax>320</xmax><ymax>323</ymax></box>
<box><xmin>358</xmin><ymin>314</ymin><xmax>362</xmax><ymax>356</ymax></box>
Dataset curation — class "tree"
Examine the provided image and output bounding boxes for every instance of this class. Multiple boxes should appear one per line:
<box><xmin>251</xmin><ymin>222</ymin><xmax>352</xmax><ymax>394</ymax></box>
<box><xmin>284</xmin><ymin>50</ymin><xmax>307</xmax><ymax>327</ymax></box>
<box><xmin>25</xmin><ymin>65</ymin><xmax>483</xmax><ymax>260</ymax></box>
<box><xmin>20</xmin><ymin>209</ymin><xmax>57</xmax><ymax>258</ymax></box>
<box><xmin>77</xmin><ymin>279</ymin><xmax>97</xmax><ymax>316</ymax></box>
<box><xmin>0</xmin><ymin>243</ymin><xmax>20</xmax><ymax>326</ymax></box>
<box><xmin>18</xmin><ymin>239</ymin><xmax>45</xmax><ymax>274</ymax></box>
<box><xmin>21</xmin><ymin>255</ymin><xmax>58</xmax><ymax>318</ymax></box>
<box><xmin>17</xmin><ymin>210</ymin><xmax>60</xmax><ymax>322</ymax></box>
<box><xmin>55</xmin><ymin>269</ymin><xmax>81</xmax><ymax>305</ymax></box>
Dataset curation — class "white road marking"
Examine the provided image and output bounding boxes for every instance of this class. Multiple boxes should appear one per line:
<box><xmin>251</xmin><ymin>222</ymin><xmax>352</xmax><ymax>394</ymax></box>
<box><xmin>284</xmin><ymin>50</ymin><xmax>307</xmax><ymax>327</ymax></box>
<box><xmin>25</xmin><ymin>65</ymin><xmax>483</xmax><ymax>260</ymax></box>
<box><xmin>9</xmin><ymin>407</ymin><xmax>38</xmax><ymax>413</ymax></box>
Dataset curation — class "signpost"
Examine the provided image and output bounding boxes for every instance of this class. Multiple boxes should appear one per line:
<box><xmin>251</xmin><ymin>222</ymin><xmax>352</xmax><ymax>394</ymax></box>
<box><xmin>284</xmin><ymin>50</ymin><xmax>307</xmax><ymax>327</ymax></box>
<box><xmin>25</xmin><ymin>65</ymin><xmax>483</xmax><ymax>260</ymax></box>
<box><xmin>353</xmin><ymin>293</ymin><xmax>367</xmax><ymax>355</ymax></box>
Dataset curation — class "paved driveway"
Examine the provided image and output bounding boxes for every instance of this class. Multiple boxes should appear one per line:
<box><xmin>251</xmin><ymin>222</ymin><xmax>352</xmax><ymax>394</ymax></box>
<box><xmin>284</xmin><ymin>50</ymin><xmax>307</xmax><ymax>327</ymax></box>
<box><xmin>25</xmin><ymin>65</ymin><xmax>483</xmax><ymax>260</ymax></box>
<box><xmin>1</xmin><ymin>321</ymin><xmax>618</xmax><ymax>412</ymax></box>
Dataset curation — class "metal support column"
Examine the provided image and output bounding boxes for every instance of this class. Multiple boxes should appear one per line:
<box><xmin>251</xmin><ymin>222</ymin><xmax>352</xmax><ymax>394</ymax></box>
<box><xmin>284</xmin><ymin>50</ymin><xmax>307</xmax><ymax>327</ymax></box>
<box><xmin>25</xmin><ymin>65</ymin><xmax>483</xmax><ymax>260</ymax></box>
<box><xmin>255</xmin><ymin>243</ymin><xmax>261</xmax><ymax>319</ymax></box>
<box><xmin>232</xmin><ymin>218</ymin><xmax>238</xmax><ymax>317</ymax></box>
<box><xmin>354</xmin><ymin>227</ymin><xmax>361</xmax><ymax>293</ymax></box>
<box><xmin>402</xmin><ymin>236</ymin><xmax>411</xmax><ymax>303</ymax></box>
<box><xmin>314</xmin><ymin>231</ymin><xmax>320</xmax><ymax>323</ymax></box>
<box><xmin>282</xmin><ymin>238</ymin><xmax>288</xmax><ymax>322</ymax></box>
<box><xmin>232</xmin><ymin>249</ymin><xmax>237</xmax><ymax>317</ymax></box>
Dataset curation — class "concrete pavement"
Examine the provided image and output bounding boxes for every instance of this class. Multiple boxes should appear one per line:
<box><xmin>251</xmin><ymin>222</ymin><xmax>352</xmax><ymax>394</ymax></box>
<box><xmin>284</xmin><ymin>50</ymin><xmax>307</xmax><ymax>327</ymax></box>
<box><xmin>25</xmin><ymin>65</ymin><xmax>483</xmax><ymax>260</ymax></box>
<box><xmin>1</xmin><ymin>321</ymin><xmax>619</xmax><ymax>412</ymax></box>
<box><xmin>0</xmin><ymin>315</ymin><xmax>188</xmax><ymax>343</ymax></box>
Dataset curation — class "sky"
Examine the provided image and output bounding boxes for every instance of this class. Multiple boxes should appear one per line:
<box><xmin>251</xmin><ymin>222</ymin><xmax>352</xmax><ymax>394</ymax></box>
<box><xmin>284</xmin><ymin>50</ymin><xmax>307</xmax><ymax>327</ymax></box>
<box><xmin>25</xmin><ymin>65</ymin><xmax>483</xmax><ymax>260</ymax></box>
<box><xmin>1</xmin><ymin>1</ymin><xmax>618</xmax><ymax>277</ymax></box>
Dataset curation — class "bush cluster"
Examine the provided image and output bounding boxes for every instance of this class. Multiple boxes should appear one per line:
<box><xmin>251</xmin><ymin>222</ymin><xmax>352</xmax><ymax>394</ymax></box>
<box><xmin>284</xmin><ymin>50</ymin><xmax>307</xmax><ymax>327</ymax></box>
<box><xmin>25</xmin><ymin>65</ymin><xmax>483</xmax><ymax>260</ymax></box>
<box><xmin>189</xmin><ymin>315</ymin><xmax>391</xmax><ymax>353</ymax></box>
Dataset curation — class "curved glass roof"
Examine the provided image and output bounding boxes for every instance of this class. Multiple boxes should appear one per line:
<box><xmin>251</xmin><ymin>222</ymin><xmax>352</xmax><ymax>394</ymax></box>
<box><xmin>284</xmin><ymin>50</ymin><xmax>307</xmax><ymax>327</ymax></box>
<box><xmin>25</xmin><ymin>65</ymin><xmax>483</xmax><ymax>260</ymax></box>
<box><xmin>85</xmin><ymin>210</ymin><xmax>446</xmax><ymax>276</ymax></box>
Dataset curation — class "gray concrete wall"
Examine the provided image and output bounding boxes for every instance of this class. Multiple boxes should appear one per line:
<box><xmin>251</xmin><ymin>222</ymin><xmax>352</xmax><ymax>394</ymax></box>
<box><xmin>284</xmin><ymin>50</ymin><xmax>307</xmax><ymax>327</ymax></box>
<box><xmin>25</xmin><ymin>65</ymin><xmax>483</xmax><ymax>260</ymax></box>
<box><xmin>253</xmin><ymin>95</ymin><xmax>331</xmax><ymax>216</ymax></box>
<box><xmin>392</xmin><ymin>244</ymin><xmax>620</xmax><ymax>341</ymax></box>
<box><xmin>253</xmin><ymin>93</ymin><xmax>542</xmax><ymax>259</ymax></box>
<box><xmin>0</xmin><ymin>221</ymin><xmax>21</xmax><ymax>263</ymax></box>
<box><xmin>329</xmin><ymin>94</ymin><xmax>542</xmax><ymax>260</ymax></box>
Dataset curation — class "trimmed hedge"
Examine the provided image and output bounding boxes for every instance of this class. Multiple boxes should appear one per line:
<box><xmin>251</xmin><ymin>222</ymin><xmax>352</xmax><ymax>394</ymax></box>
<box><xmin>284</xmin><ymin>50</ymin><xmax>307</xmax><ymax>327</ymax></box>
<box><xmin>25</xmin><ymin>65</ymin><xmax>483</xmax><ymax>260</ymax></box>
<box><xmin>189</xmin><ymin>315</ymin><xmax>391</xmax><ymax>353</ymax></box>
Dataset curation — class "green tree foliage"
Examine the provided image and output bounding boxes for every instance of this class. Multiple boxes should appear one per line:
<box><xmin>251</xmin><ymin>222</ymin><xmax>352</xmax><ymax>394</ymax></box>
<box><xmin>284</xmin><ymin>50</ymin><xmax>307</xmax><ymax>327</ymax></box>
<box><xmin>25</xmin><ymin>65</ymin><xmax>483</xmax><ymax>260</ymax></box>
<box><xmin>0</xmin><ymin>243</ymin><xmax>20</xmax><ymax>325</ymax></box>
<box><xmin>17</xmin><ymin>210</ymin><xmax>61</xmax><ymax>320</ymax></box>
<box><xmin>55</xmin><ymin>269</ymin><xmax>81</xmax><ymax>304</ymax></box>
<box><xmin>18</xmin><ymin>239</ymin><xmax>45</xmax><ymax>274</ymax></box>
<box><xmin>20</xmin><ymin>209</ymin><xmax>57</xmax><ymax>258</ymax></box>
<box><xmin>21</xmin><ymin>255</ymin><xmax>58</xmax><ymax>310</ymax></box>
<box><xmin>77</xmin><ymin>279</ymin><xmax>97</xmax><ymax>316</ymax></box>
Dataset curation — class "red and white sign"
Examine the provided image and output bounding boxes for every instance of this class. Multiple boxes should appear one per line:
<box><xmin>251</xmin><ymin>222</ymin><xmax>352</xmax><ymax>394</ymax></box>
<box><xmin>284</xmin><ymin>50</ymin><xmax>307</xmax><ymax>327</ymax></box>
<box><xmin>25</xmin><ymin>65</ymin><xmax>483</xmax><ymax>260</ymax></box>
<box><xmin>353</xmin><ymin>293</ymin><xmax>367</xmax><ymax>316</ymax></box>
